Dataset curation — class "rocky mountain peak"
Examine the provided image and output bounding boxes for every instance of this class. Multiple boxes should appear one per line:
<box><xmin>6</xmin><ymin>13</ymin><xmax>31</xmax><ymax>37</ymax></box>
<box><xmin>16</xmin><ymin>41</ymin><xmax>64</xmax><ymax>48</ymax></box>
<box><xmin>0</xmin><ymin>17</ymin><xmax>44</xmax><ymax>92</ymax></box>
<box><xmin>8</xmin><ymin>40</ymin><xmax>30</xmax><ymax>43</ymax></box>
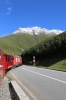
<box><xmin>12</xmin><ymin>26</ymin><xmax>63</xmax><ymax>35</ymax></box>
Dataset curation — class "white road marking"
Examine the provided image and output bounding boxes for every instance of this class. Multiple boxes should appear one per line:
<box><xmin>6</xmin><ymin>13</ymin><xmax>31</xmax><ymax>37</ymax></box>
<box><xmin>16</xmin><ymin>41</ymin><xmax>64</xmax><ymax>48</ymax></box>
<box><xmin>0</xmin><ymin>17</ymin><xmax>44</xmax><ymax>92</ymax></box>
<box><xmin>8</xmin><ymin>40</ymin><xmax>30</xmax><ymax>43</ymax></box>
<box><xmin>21</xmin><ymin>68</ymin><xmax>66</xmax><ymax>84</ymax></box>
<box><xmin>10</xmin><ymin>71</ymin><xmax>37</xmax><ymax>100</ymax></box>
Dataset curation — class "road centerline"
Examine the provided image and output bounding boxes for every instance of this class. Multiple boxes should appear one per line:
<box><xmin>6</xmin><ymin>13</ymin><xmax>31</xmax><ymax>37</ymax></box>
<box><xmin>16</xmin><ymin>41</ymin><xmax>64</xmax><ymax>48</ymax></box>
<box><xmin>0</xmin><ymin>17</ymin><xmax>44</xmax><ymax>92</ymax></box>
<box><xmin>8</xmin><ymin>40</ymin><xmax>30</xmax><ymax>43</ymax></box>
<box><xmin>21</xmin><ymin>68</ymin><xmax>66</xmax><ymax>84</ymax></box>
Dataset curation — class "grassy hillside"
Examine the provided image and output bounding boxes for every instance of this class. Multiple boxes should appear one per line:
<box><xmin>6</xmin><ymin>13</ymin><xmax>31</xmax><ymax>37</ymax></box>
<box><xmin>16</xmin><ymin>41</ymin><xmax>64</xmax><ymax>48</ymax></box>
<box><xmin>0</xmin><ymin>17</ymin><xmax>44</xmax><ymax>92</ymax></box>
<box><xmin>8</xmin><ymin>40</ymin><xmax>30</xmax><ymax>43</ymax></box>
<box><xmin>0</xmin><ymin>33</ymin><xmax>50</xmax><ymax>55</ymax></box>
<box><xmin>22</xmin><ymin>31</ymin><xmax>66</xmax><ymax>71</ymax></box>
<box><xmin>36</xmin><ymin>56</ymin><xmax>66</xmax><ymax>71</ymax></box>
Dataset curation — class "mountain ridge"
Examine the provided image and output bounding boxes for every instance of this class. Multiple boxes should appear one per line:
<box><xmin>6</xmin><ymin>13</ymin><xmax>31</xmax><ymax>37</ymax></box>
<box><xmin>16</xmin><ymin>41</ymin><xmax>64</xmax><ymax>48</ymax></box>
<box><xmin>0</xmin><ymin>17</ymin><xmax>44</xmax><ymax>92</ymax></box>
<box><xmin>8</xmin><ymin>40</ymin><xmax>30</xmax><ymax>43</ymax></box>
<box><xmin>12</xmin><ymin>26</ymin><xmax>63</xmax><ymax>35</ymax></box>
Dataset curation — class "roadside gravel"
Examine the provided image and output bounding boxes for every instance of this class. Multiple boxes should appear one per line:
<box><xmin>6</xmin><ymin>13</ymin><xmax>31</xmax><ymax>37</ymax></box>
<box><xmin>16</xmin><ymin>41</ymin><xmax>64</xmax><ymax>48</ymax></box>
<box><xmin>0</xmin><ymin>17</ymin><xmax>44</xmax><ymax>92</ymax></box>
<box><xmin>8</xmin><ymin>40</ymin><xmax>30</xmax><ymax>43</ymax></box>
<box><xmin>0</xmin><ymin>77</ymin><xmax>11</xmax><ymax>100</ymax></box>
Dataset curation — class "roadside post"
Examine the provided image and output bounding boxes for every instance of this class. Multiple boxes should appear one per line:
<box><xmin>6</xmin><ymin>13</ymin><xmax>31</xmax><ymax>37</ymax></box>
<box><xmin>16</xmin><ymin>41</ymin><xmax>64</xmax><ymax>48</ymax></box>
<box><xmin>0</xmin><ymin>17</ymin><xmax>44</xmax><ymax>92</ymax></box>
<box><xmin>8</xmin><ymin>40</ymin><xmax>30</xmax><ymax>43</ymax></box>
<box><xmin>33</xmin><ymin>56</ymin><xmax>35</xmax><ymax>66</ymax></box>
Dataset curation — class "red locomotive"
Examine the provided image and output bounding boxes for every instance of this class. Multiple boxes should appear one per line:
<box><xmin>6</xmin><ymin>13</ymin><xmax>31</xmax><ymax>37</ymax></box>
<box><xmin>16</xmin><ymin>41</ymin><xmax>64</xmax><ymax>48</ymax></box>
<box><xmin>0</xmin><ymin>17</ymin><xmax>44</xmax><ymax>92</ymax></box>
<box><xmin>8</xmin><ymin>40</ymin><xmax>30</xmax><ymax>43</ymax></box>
<box><xmin>0</xmin><ymin>49</ymin><xmax>22</xmax><ymax>88</ymax></box>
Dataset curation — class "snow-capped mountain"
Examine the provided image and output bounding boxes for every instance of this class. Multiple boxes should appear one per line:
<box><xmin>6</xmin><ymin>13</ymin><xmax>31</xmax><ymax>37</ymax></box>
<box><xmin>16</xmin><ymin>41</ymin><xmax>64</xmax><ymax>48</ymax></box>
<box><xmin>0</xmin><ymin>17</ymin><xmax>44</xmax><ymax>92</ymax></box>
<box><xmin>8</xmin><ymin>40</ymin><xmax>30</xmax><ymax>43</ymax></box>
<box><xmin>13</xmin><ymin>26</ymin><xmax>63</xmax><ymax>35</ymax></box>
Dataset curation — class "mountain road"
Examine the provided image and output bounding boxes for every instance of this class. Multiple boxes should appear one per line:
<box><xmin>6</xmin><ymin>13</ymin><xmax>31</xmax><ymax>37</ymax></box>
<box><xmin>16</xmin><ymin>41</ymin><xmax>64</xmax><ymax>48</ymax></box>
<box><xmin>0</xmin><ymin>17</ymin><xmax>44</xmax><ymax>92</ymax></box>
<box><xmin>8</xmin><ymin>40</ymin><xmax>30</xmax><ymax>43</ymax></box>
<box><xmin>9</xmin><ymin>65</ymin><xmax>66</xmax><ymax>100</ymax></box>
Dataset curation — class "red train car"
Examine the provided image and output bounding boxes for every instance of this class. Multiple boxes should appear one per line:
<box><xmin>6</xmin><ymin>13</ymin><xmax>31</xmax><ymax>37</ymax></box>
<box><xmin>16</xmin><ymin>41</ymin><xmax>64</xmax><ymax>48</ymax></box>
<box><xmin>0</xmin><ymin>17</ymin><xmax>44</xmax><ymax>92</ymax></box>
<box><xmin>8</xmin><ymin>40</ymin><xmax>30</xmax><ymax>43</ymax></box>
<box><xmin>0</xmin><ymin>49</ymin><xmax>14</xmax><ymax>87</ymax></box>
<box><xmin>0</xmin><ymin>49</ymin><xmax>22</xmax><ymax>70</ymax></box>
<box><xmin>0</xmin><ymin>53</ymin><xmax>13</xmax><ymax>70</ymax></box>
<box><xmin>13</xmin><ymin>55</ymin><xmax>22</xmax><ymax>67</ymax></box>
<box><xmin>0</xmin><ymin>49</ymin><xmax>22</xmax><ymax>88</ymax></box>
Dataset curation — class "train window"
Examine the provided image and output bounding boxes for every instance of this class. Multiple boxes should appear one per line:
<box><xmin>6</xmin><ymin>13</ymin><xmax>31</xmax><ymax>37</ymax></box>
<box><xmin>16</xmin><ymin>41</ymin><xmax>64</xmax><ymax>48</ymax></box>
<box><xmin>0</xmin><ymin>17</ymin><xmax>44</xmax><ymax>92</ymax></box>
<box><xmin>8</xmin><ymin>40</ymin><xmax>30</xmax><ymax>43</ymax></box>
<box><xmin>8</xmin><ymin>57</ymin><xmax>10</xmax><ymax>61</ymax></box>
<box><xmin>7</xmin><ymin>57</ymin><xmax>14</xmax><ymax>62</ymax></box>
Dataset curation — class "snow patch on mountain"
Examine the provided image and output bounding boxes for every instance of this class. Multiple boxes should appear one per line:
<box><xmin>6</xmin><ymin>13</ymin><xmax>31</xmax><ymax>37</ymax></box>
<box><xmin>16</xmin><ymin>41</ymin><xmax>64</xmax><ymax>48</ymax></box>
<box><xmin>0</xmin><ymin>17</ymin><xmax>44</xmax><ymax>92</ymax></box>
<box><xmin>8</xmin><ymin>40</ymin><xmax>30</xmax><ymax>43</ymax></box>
<box><xmin>12</xmin><ymin>26</ymin><xmax>63</xmax><ymax>35</ymax></box>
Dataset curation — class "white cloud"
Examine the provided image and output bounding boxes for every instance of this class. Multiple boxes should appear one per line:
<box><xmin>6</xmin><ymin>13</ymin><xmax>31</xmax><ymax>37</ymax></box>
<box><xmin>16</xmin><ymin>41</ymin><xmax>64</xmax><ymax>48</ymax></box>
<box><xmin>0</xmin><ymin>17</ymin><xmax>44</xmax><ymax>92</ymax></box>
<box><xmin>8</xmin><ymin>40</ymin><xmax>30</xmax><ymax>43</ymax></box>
<box><xmin>6</xmin><ymin>7</ymin><xmax>12</xmax><ymax>15</ymax></box>
<box><xmin>0</xmin><ymin>0</ymin><xmax>12</xmax><ymax>15</ymax></box>
<box><xmin>7</xmin><ymin>7</ymin><xmax>11</xmax><ymax>11</ymax></box>
<box><xmin>4</xmin><ymin>0</ymin><xmax>12</xmax><ymax>15</ymax></box>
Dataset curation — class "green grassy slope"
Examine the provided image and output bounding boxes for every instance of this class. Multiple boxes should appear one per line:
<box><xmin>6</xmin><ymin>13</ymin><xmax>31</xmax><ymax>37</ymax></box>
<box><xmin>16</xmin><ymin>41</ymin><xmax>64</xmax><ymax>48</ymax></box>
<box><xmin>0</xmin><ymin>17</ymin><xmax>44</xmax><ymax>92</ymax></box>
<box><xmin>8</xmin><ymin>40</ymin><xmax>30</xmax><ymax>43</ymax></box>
<box><xmin>36</xmin><ymin>56</ymin><xmax>66</xmax><ymax>71</ymax></box>
<box><xmin>0</xmin><ymin>33</ymin><xmax>49</xmax><ymax>55</ymax></box>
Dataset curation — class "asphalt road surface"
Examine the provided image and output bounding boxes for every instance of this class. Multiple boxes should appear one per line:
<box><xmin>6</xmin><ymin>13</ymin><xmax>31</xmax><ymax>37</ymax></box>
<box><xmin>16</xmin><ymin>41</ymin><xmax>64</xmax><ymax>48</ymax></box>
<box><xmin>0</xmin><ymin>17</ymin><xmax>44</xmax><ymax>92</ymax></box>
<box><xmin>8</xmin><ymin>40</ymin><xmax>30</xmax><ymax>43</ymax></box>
<box><xmin>10</xmin><ymin>65</ymin><xmax>66</xmax><ymax>100</ymax></box>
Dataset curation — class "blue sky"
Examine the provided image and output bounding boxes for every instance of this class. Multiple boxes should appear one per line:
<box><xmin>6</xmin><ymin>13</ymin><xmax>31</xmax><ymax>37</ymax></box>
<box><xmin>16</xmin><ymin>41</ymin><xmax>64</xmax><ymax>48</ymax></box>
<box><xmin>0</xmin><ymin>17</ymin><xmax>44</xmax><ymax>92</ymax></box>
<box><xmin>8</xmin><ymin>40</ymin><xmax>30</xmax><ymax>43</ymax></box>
<box><xmin>0</xmin><ymin>0</ymin><xmax>66</xmax><ymax>36</ymax></box>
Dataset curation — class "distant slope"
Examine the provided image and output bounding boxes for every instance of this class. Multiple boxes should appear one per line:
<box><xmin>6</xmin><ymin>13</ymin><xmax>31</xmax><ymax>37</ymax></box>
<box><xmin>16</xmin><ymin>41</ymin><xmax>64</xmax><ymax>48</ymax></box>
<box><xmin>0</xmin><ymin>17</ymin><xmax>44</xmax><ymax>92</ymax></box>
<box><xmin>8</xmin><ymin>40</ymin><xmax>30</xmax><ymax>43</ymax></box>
<box><xmin>22</xmin><ymin>31</ymin><xmax>66</xmax><ymax>70</ymax></box>
<box><xmin>0</xmin><ymin>33</ymin><xmax>50</xmax><ymax>55</ymax></box>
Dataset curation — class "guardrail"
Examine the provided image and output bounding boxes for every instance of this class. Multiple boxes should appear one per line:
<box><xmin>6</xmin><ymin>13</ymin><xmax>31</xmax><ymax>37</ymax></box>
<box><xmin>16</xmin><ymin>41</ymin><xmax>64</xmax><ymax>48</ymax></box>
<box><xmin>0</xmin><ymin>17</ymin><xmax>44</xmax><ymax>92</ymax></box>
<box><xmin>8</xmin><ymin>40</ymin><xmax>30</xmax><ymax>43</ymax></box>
<box><xmin>9</xmin><ymin>80</ymin><xmax>30</xmax><ymax>100</ymax></box>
